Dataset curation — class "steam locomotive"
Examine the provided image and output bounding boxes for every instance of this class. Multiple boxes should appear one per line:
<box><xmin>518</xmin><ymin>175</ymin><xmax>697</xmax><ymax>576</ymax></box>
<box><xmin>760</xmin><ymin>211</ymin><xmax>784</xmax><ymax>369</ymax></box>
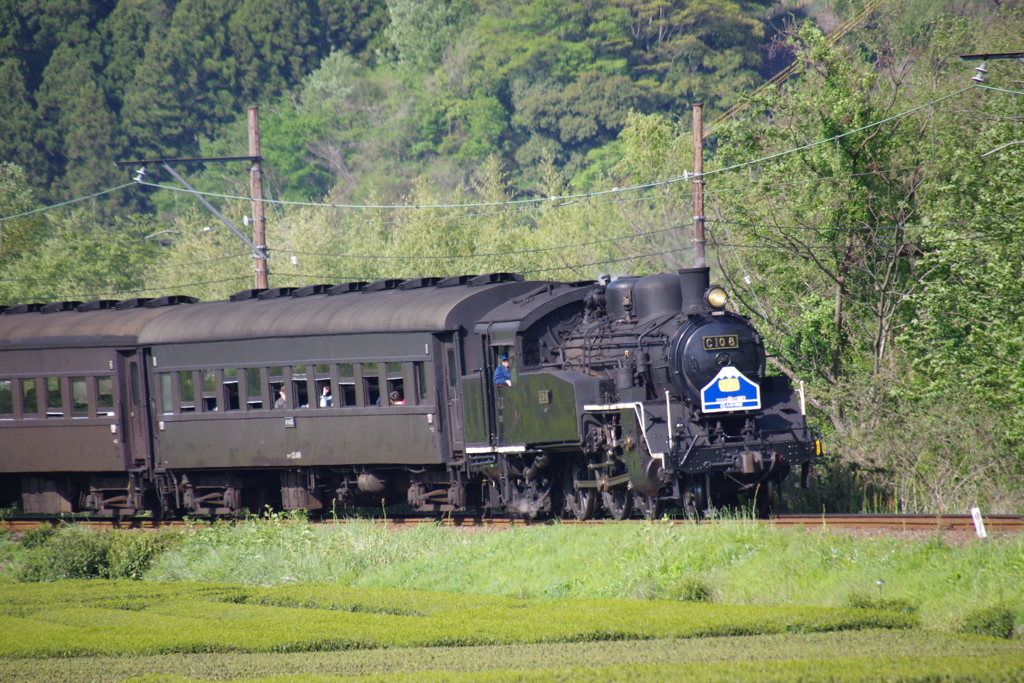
<box><xmin>0</xmin><ymin>268</ymin><xmax>819</xmax><ymax>519</ymax></box>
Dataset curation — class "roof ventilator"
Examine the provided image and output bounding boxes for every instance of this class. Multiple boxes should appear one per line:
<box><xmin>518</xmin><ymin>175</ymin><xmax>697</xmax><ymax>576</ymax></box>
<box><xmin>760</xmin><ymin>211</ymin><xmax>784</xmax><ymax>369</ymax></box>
<box><xmin>468</xmin><ymin>273</ymin><xmax>524</xmax><ymax>286</ymax></box>
<box><xmin>2</xmin><ymin>303</ymin><xmax>44</xmax><ymax>315</ymax></box>
<box><xmin>436</xmin><ymin>275</ymin><xmax>477</xmax><ymax>288</ymax></box>
<box><xmin>327</xmin><ymin>282</ymin><xmax>368</xmax><ymax>295</ymax></box>
<box><xmin>41</xmin><ymin>301</ymin><xmax>83</xmax><ymax>314</ymax></box>
<box><xmin>145</xmin><ymin>295</ymin><xmax>199</xmax><ymax>307</ymax></box>
<box><xmin>363</xmin><ymin>279</ymin><xmax>403</xmax><ymax>293</ymax></box>
<box><xmin>257</xmin><ymin>287</ymin><xmax>296</xmax><ymax>300</ymax></box>
<box><xmin>292</xmin><ymin>284</ymin><xmax>333</xmax><ymax>297</ymax></box>
<box><xmin>76</xmin><ymin>300</ymin><xmax>119</xmax><ymax>312</ymax></box>
<box><xmin>398</xmin><ymin>277</ymin><xmax>442</xmax><ymax>290</ymax></box>
<box><xmin>229</xmin><ymin>289</ymin><xmax>266</xmax><ymax>302</ymax></box>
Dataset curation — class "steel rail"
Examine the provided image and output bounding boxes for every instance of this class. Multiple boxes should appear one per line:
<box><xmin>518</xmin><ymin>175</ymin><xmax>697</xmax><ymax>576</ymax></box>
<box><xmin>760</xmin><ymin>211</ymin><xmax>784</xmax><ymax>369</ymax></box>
<box><xmin>4</xmin><ymin>513</ymin><xmax>1022</xmax><ymax>533</ymax></box>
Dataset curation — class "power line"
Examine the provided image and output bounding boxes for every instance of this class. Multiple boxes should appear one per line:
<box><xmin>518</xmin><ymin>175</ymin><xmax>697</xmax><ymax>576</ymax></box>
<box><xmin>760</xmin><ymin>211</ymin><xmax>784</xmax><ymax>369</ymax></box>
<box><xmin>708</xmin><ymin>230</ymin><xmax>1016</xmax><ymax>252</ymax></box>
<box><xmin>707</xmin><ymin>0</ymin><xmax>889</xmax><ymax>134</ymax></box>
<box><xmin>703</xmin><ymin>86</ymin><xmax>979</xmax><ymax>181</ymax></box>
<box><xmin>708</xmin><ymin>213</ymin><xmax>1024</xmax><ymax>231</ymax></box>
<box><xmin>280</xmin><ymin>226</ymin><xmax>683</xmax><ymax>261</ymax></box>
<box><xmin>0</xmin><ymin>183</ymin><xmax>135</xmax><ymax>223</ymax></box>
<box><xmin>0</xmin><ymin>253</ymin><xmax>248</xmax><ymax>283</ymax></box>
<box><xmin>134</xmin><ymin>173</ymin><xmax>690</xmax><ymax>211</ymax></box>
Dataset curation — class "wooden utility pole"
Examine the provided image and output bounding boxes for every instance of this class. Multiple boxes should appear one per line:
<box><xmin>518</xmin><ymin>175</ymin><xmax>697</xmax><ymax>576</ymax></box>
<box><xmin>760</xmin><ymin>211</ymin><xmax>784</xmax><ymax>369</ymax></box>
<box><xmin>692</xmin><ymin>103</ymin><xmax>706</xmax><ymax>269</ymax></box>
<box><xmin>248</xmin><ymin>105</ymin><xmax>268</xmax><ymax>289</ymax></box>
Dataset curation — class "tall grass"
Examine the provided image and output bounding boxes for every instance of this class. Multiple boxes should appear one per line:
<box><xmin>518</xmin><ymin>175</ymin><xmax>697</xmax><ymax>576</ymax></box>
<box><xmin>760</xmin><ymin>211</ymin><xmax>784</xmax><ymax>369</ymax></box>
<box><xmin>130</xmin><ymin>517</ymin><xmax>1024</xmax><ymax>632</ymax></box>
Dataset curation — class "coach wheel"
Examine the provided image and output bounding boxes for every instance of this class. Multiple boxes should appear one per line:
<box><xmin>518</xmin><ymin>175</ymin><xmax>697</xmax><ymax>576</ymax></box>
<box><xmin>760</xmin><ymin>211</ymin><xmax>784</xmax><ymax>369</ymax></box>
<box><xmin>563</xmin><ymin>452</ymin><xmax>597</xmax><ymax>520</ymax></box>
<box><xmin>634</xmin><ymin>492</ymin><xmax>665</xmax><ymax>520</ymax></box>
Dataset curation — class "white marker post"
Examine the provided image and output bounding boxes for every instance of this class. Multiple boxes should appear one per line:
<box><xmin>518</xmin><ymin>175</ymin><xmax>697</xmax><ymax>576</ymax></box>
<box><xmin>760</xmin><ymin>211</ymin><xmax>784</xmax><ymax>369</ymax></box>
<box><xmin>970</xmin><ymin>506</ymin><xmax>988</xmax><ymax>544</ymax></box>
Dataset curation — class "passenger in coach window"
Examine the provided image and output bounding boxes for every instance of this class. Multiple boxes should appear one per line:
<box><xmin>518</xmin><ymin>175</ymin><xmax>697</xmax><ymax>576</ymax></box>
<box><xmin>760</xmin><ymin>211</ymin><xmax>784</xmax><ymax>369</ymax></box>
<box><xmin>389</xmin><ymin>391</ymin><xmax>405</xmax><ymax>405</ymax></box>
<box><xmin>319</xmin><ymin>385</ymin><xmax>333</xmax><ymax>407</ymax></box>
<box><xmin>274</xmin><ymin>388</ymin><xmax>287</xmax><ymax>409</ymax></box>
<box><xmin>493</xmin><ymin>354</ymin><xmax>512</xmax><ymax>386</ymax></box>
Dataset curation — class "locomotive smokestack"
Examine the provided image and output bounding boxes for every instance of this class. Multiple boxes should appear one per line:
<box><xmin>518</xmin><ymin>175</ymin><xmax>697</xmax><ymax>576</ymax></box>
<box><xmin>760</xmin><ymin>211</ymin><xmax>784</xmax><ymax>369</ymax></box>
<box><xmin>678</xmin><ymin>267</ymin><xmax>710</xmax><ymax>315</ymax></box>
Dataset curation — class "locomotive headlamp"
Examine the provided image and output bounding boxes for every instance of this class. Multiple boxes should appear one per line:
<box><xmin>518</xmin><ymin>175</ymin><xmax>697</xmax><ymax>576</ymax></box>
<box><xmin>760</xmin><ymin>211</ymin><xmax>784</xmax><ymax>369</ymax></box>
<box><xmin>705</xmin><ymin>286</ymin><xmax>728</xmax><ymax>309</ymax></box>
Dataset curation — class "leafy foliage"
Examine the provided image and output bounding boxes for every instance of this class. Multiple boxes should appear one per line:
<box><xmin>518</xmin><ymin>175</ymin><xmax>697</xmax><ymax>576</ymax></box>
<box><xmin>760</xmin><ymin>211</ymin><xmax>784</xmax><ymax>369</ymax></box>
<box><xmin>16</xmin><ymin>526</ymin><xmax>182</xmax><ymax>581</ymax></box>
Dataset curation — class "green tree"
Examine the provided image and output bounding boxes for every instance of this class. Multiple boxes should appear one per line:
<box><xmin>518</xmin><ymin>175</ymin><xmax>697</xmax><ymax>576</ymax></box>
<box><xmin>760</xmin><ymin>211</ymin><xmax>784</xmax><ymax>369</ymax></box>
<box><xmin>0</xmin><ymin>58</ymin><xmax>46</xmax><ymax>186</ymax></box>
<box><xmin>0</xmin><ymin>163</ymin><xmax>46</xmax><ymax>274</ymax></box>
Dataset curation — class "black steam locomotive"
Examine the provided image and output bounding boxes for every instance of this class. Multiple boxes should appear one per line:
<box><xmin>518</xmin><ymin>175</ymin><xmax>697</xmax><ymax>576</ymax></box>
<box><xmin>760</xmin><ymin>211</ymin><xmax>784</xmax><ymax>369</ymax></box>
<box><xmin>0</xmin><ymin>268</ymin><xmax>819</xmax><ymax>519</ymax></box>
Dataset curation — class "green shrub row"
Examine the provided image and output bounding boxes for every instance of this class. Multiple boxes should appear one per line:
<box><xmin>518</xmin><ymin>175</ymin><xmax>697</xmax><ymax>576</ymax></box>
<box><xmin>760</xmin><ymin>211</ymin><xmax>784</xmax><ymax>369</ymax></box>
<box><xmin>958</xmin><ymin>606</ymin><xmax>1017</xmax><ymax>639</ymax></box>
<box><xmin>111</xmin><ymin>655</ymin><xmax>1024</xmax><ymax>683</ymax></box>
<box><xmin>16</xmin><ymin>526</ymin><xmax>181</xmax><ymax>581</ymax></box>
<box><xmin>0</xmin><ymin>580</ymin><xmax>916</xmax><ymax>658</ymax></box>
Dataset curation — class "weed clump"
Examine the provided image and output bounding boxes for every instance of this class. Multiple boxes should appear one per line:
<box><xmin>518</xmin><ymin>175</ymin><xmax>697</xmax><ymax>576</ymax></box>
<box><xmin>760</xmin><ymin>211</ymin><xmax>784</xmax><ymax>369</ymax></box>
<box><xmin>672</xmin><ymin>578</ymin><xmax>713</xmax><ymax>603</ymax></box>
<box><xmin>18</xmin><ymin>526</ymin><xmax>181</xmax><ymax>581</ymax></box>
<box><xmin>18</xmin><ymin>523</ymin><xmax>57</xmax><ymax>549</ymax></box>
<box><xmin>847</xmin><ymin>592</ymin><xmax>918</xmax><ymax>615</ymax></box>
<box><xmin>956</xmin><ymin>605</ymin><xmax>1016</xmax><ymax>639</ymax></box>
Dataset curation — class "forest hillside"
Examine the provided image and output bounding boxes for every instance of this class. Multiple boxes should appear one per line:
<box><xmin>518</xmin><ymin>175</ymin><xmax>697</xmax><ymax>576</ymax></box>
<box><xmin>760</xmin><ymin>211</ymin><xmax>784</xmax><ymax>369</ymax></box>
<box><xmin>1</xmin><ymin>0</ymin><xmax>1023</xmax><ymax>513</ymax></box>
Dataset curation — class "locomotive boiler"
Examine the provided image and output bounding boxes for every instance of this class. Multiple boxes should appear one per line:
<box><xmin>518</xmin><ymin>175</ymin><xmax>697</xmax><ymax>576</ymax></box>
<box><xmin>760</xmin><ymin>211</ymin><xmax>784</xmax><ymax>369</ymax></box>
<box><xmin>0</xmin><ymin>268</ymin><xmax>819</xmax><ymax>519</ymax></box>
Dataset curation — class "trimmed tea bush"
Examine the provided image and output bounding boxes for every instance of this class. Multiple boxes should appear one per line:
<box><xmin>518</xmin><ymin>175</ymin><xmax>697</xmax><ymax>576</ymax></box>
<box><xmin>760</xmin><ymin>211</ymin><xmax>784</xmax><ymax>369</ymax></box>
<box><xmin>847</xmin><ymin>592</ymin><xmax>918</xmax><ymax>615</ymax></box>
<box><xmin>957</xmin><ymin>605</ymin><xmax>1016</xmax><ymax>639</ymax></box>
<box><xmin>0</xmin><ymin>580</ymin><xmax>917</xmax><ymax>658</ymax></box>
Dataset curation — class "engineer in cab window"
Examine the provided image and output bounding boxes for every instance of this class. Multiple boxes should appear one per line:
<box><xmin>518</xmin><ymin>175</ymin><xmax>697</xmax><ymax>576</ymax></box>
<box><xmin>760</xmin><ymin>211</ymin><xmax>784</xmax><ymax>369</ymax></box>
<box><xmin>493</xmin><ymin>354</ymin><xmax>512</xmax><ymax>386</ymax></box>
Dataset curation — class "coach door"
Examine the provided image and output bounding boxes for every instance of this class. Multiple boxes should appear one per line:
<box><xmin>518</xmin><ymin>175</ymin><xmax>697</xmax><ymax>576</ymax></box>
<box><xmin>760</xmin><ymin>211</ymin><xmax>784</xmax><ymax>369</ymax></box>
<box><xmin>441</xmin><ymin>336</ymin><xmax>464</xmax><ymax>451</ymax></box>
<box><xmin>117</xmin><ymin>350</ymin><xmax>151</xmax><ymax>468</ymax></box>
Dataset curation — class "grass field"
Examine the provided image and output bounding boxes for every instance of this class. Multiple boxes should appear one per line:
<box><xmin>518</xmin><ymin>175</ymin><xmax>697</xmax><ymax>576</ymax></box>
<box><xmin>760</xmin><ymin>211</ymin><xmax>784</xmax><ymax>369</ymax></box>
<box><xmin>138</xmin><ymin>518</ymin><xmax>1024</xmax><ymax>632</ymax></box>
<box><xmin>1</xmin><ymin>580</ymin><xmax>1022</xmax><ymax>683</ymax></box>
<box><xmin>2</xmin><ymin>518</ymin><xmax>1022</xmax><ymax>681</ymax></box>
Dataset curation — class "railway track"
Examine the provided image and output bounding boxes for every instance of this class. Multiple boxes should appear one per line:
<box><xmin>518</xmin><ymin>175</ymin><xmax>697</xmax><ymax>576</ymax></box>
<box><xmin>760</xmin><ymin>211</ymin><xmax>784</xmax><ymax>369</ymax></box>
<box><xmin>4</xmin><ymin>513</ymin><xmax>1023</xmax><ymax>534</ymax></box>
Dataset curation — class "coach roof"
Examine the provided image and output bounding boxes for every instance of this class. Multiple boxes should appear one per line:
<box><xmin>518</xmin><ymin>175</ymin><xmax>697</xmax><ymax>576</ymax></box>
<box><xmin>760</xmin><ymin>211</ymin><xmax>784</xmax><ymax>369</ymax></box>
<box><xmin>138</xmin><ymin>279</ymin><xmax>544</xmax><ymax>344</ymax></box>
<box><xmin>0</xmin><ymin>305</ymin><xmax>177</xmax><ymax>350</ymax></box>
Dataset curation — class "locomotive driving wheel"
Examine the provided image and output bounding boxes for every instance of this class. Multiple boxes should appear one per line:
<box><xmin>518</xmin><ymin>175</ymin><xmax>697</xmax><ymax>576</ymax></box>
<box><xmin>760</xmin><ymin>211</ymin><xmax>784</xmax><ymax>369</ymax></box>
<box><xmin>602</xmin><ymin>486</ymin><xmax>633</xmax><ymax>520</ymax></box>
<box><xmin>562</xmin><ymin>452</ymin><xmax>597</xmax><ymax>520</ymax></box>
<box><xmin>600</xmin><ymin>460</ymin><xmax>633</xmax><ymax>521</ymax></box>
<box><xmin>633</xmin><ymin>492</ymin><xmax>665</xmax><ymax>520</ymax></box>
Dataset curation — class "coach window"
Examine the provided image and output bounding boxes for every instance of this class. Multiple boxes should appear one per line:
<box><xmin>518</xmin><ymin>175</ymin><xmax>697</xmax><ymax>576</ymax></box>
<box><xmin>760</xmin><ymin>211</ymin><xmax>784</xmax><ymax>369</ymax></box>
<box><xmin>291</xmin><ymin>365</ymin><xmax>311</xmax><ymax>408</ymax></box>
<box><xmin>160</xmin><ymin>374</ymin><xmax>173</xmax><ymax>414</ymax></box>
<box><xmin>71</xmin><ymin>377</ymin><xmax>89</xmax><ymax>417</ymax></box>
<box><xmin>201</xmin><ymin>370</ymin><xmax>218</xmax><ymax>412</ymax></box>
<box><xmin>22</xmin><ymin>379</ymin><xmax>38</xmax><ymax>418</ymax></box>
<box><xmin>97</xmin><ymin>376</ymin><xmax>115</xmax><ymax>416</ymax></box>
<box><xmin>313</xmin><ymin>364</ymin><xmax>332</xmax><ymax>407</ymax></box>
<box><xmin>246</xmin><ymin>368</ymin><xmax>264</xmax><ymax>410</ymax></box>
<box><xmin>46</xmin><ymin>377</ymin><xmax>63</xmax><ymax>417</ymax></box>
<box><xmin>179</xmin><ymin>371</ymin><xmax>195</xmax><ymax>412</ymax></box>
<box><xmin>338</xmin><ymin>363</ymin><xmax>356</xmax><ymax>406</ymax></box>
<box><xmin>0</xmin><ymin>380</ymin><xmax>12</xmax><ymax>418</ymax></box>
<box><xmin>386</xmin><ymin>362</ymin><xmax>405</xmax><ymax>405</ymax></box>
<box><xmin>269</xmin><ymin>366</ymin><xmax>287</xmax><ymax>409</ymax></box>
<box><xmin>362</xmin><ymin>362</ymin><xmax>380</xmax><ymax>406</ymax></box>
<box><xmin>223</xmin><ymin>368</ymin><xmax>240</xmax><ymax>411</ymax></box>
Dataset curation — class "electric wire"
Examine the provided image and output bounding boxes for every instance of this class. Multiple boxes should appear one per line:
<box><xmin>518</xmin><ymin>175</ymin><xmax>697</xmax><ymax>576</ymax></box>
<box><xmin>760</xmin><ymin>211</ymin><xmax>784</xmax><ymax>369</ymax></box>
<box><xmin>0</xmin><ymin>253</ymin><xmax>249</xmax><ymax>283</ymax></box>
<box><xmin>707</xmin><ymin>212</ymin><xmax>1024</xmax><ymax>231</ymax></box>
<box><xmin>0</xmin><ymin>183</ymin><xmax>135</xmax><ymax>223</ymax></box>
<box><xmin>708</xmin><ymin>0</ymin><xmax>888</xmax><ymax>134</ymax></box>
<box><xmin>279</xmin><ymin>226</ymin><xmax>682</xmax><ymax>260</ymax></box>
